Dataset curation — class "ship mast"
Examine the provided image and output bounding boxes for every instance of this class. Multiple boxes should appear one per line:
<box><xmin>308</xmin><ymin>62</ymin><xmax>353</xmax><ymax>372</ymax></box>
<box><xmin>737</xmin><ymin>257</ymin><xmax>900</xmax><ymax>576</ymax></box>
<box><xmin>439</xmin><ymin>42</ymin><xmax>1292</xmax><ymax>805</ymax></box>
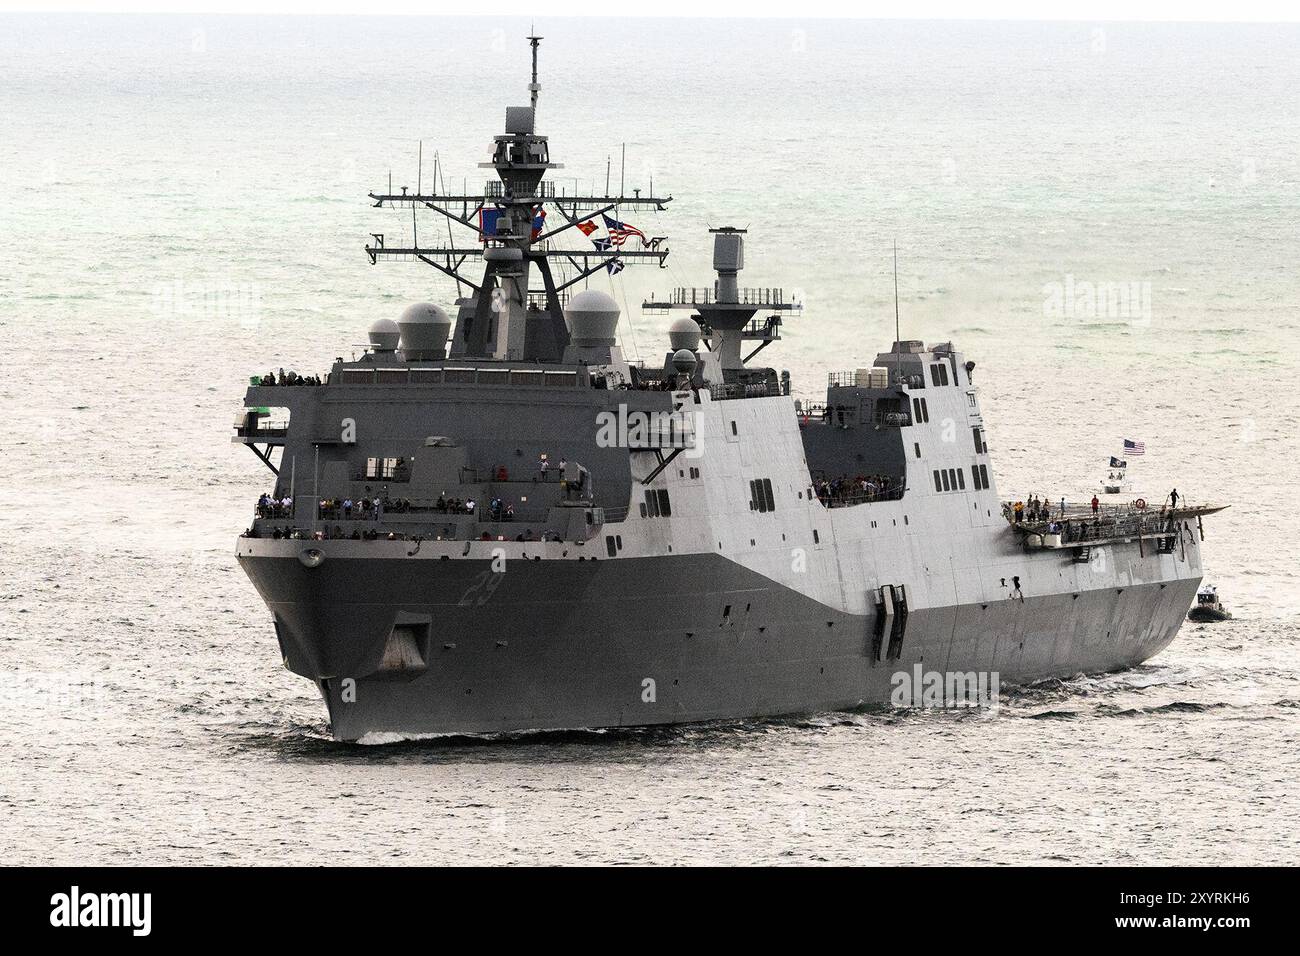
<box><xmin>528</xmin><ymin>29</ymin><xmax>541</xmax><ymax>112</ymax></box>
<box><xmin>364</xmin><ymin>34</ymin><xmax>673</xmax><ymax>362</ymax></box>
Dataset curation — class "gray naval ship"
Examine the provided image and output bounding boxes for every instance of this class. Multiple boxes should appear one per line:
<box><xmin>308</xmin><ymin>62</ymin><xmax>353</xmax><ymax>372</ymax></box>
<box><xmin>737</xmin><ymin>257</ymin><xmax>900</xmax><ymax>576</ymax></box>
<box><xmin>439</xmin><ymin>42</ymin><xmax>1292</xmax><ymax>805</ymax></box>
<box><xmin>234</xmin><ymin>36</ymin><xmax>1223</xmax><ymax>741</ymax></box>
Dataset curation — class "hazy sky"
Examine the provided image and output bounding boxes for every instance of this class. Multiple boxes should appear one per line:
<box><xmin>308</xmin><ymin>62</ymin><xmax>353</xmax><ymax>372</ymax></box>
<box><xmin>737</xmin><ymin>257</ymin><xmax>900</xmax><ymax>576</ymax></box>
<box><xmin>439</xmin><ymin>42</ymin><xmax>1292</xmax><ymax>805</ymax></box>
<box><xmin>0</xmin><ymin>1</ymin><xmax>1296</xmax><ymax>22</ymax></box>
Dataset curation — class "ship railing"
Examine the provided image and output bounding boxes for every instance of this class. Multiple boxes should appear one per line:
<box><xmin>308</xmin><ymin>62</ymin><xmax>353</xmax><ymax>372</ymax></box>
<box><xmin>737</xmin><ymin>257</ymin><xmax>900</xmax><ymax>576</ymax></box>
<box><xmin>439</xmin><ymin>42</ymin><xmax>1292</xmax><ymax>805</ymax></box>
<box><xmin>659</xmin><ymin>286</ymin><xmax>790</xmax><ymax>307</ymax></box>
<box><xmin>708</xmin><ymin>381</ymin><xmax>772</xmax><ymax>401</ymax></box>
<box><xmin>1005</xmin><ymin>503</ymin><xmax>1187</xmax><ymax>543</ymax></box>
<box><xmin>333</xmin><ymin>367</ymin><xmax>582</xmax><ymax>388</ymax></box>
<box><xmin>235</xmin><ymin>425</ymin><xmax>289</xmax><ymax>438</ymax></box>
<box><xmin>814</xmin><ymin>485</ymin><xmax>906</xmax><ymax>508</ymax></box>
<box><xmin>457</xmin><ymin>467</ymin><xmax>579</xmax><ymax>485</ymax></box>
<box><xmin>525</xmin><ymin>289</ymin><xmax>570</xmax><ymax>310</ymax></box>
<box><xmin>484</xmin><ymin>179</ymin><xmax>557</xmax><ymax>199</ymax></box>
<box><xmin>352</xmin><ymin>469</ymin><xmax>412</xmax><ymax>484</ymax></box>
<box><xmin>310</xmin><ymin>503</ymin><xmax>556</xmax><ymax>524</ymax></box>
<box><xmin>249</xmin><ymin>375</ymin><xmax>324</xmax><ymax>387</ymax></box>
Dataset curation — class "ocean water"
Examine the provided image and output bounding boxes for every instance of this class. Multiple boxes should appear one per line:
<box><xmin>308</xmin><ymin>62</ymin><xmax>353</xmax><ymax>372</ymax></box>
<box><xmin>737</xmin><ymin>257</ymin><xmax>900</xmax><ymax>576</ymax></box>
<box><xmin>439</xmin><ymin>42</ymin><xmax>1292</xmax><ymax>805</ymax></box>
<box><xmin>1</xmin><ymin>14</ymin><xmax>1297</xmax><ymax>865</ymax></box>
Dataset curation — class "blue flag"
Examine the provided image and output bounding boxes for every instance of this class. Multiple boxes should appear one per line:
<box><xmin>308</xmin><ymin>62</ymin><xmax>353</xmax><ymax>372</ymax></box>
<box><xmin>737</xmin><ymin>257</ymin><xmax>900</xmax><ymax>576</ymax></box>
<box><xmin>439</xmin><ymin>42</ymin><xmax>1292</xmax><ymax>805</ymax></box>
<box><xmin>592</xmin><ymin>238</ymin><xmax>623</xmax><ymax>274</ymax></box>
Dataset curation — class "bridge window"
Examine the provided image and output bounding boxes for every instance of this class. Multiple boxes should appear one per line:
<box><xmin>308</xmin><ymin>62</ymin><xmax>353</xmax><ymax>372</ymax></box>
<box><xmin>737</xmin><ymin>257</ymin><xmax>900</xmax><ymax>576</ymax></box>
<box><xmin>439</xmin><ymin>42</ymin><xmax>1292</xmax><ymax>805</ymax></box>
<box><xmin>366</xmin><ymin>457</ymin><xmax>404</xmax><ymax>479</ymax></box>
<box><xmin>929</xmin><ymin>363</ymin><xmax>950</xmax><ymax>387</ymax></box>
<box><xmin>933</xmin><ymin>469</ymin><xmax>942</xmax><ymax>492</ymax></box>
<box><xmin>972</xmin><ymin>426</ymin><xmax>986</xmax><ymax>454</ymax></box>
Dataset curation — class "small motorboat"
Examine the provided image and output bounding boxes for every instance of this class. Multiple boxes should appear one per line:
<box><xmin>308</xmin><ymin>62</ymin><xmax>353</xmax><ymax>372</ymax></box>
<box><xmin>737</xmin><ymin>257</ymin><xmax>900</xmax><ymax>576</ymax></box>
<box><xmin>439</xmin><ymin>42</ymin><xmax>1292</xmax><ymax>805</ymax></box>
<box><xmin>1188</xmin><ymin>585</ymin><xmax>1232</xmax><ymax>622</ymax></box>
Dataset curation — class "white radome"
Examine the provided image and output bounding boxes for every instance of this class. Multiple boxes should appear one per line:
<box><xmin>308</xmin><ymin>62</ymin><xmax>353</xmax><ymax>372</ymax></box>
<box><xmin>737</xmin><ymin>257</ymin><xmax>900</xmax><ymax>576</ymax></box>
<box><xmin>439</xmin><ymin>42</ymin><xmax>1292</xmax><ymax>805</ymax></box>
<box><xmin>668</xmin><ymin>316</ymin><xmax>701</xmax><ymax>351</ymax></box>
<box><xmin>566</xmin><ymin>289</ymin><xmax>620</xmax><ymax>346</ymax></box>
<box><xmin>368</xmin><ymin>318</ymin><xmax>401</xmax><ymax>351</ymax></box>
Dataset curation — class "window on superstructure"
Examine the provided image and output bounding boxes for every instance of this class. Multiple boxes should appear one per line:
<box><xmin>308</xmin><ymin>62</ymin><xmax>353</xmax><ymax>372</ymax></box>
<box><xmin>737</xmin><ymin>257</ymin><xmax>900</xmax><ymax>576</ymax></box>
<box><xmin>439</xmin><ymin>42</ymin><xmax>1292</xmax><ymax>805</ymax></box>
<box><xmin>979</xmin><ymin>464</ymin><xmax>989</xmax><ymax>489</ymax></box>
<box><xmin>644</xmin><ymin>490</ymin><xmax>660</xmax><ymax>518</ymax></box>
<box><xmin>957</xmin><ymin>468</ymin><xmax>966</xmax><ymax>490</ymax></box>
<box><xmin>762</xmin><ymin>478</ymin><xmax>775</xmax><ymax>512</ymax></box>
<box><xmin>934</xmin><ymin>470</ymin><xmax>942</xmax><ymax>492</ymax></box>
<box><xmin>657</xmin><ymin>490</ymin><xmax>671</xmax><ymax>517</ymax></box>
<box><xmin>941</xmin><ymin>470</ymin><xmax>951</xmax><ymax>491</ymax></box>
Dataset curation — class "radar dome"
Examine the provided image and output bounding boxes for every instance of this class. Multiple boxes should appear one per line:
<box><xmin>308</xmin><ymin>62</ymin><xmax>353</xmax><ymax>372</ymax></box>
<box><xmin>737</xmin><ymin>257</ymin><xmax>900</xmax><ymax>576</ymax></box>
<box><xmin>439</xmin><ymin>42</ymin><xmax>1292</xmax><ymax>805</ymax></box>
<box><xmin>671</xmin><ymin>348</ymin><xmax>698</xmax><ymax>375</ymax></box>
<box><xmin>565</xmin><ymin>289</ymin><xmax>620</xmax><ymax>347</ymax></box>
<box><xmin>398</xmin><ymin>302</ymin><xmax>451</xmax><ymax>359</ymax></box>
<box><xmin>668</xmin><ymin>317</ymin><xmax>701</xmax><ymax>351</ymax></box>
<box><xmin>368</xmin><ymin>318</ymin><xmax>401</xmax><ymax>352</ymax></box>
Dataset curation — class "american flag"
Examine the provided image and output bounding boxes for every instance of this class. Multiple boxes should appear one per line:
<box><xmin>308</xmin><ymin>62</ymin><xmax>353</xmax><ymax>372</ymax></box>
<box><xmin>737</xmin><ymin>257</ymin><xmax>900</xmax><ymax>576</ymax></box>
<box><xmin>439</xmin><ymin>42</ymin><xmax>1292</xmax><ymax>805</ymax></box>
<box><xmin>602</xmin><ymin>213</ymin><xmax>646</xmax><ymax>247</ymax></box>
<box><xmin>1123</xmin><ymin>438</ymin><xmax>1146</xmax><ymax>456</ymax></box>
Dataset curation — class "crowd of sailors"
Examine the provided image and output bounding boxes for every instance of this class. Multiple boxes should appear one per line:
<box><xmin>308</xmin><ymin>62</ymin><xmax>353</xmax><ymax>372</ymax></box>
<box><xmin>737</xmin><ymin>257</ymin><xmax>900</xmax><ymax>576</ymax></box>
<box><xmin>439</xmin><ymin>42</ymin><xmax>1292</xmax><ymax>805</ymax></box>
<box><xmin>241</xmin><ymin>524</ymin><xmax>568</xmax><ymax>544</ymax></box>
<box><xmin>1009</xmin><ymin>494</ymin><xmax>1067</xmax><ymax>524</ymax></box>
<box><xmin>257</xmin><ymin>368</ymin><xmax>323</xmax><ymax>386</ymax></box>
<box><xmin>434</xmin><ymin>495</ymin><xmax>517</xmax><ymax>520</ymax></box>
<box><xmin>814</xmin><ymin>473</ymin><xmax>901</xmax><ymax>507</ymax></box>
<box><xmin>256</xmin><ymin>494</ymin><xmax>294</xmax><ymax>519</ymax></box>
<box><xmin>257</xmin><ymin>492</ymin><xmax>523</xmax><ymax>523</ymax></box>
<box><xmin>315</xmin><ymin>496</ymin><xmax>416</xmax><ymax>520</ymax></box>
<box><xmin>1005</xmin><ymin>492</ymin><xmax>1186</xmax><ymax>544</ymax></box>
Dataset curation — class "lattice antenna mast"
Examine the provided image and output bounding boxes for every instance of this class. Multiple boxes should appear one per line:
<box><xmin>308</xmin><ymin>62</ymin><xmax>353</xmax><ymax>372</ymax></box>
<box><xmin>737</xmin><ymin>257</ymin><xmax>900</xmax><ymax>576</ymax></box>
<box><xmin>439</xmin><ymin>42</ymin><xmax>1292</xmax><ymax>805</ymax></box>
<box><xmin>363</xmin><ymin>35</ymin><xmax>674</xmax><ymax>359</ymax></box>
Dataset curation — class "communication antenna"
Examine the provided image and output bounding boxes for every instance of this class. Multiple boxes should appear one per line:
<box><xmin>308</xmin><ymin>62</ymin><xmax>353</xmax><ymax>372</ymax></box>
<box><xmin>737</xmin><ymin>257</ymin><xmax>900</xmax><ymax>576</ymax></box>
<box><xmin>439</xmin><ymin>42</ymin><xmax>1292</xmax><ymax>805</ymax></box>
<box><xmin>528</xmin><ymin>28</ymin><xmax>542</xmax><ymax>112</ymax></box>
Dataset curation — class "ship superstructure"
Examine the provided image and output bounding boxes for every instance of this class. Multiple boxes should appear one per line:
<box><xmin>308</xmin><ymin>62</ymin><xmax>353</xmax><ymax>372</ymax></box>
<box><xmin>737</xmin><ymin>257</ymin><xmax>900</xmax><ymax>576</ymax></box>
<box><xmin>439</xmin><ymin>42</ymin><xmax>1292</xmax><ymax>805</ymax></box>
<box><xmin>234</xmin><ymin>38</ymin><xmax>1222</xmax><ymax>740</ymax></box>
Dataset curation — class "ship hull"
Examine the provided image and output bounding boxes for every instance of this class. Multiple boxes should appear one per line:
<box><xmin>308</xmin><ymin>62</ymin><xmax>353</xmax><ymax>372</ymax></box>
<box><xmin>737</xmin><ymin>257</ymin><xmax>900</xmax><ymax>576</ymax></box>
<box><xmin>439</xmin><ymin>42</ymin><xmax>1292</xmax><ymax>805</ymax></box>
<box><xmin>240</xmin><ymin>544</ymin><xmax>1198</xmax><ymax>741</ymax></box>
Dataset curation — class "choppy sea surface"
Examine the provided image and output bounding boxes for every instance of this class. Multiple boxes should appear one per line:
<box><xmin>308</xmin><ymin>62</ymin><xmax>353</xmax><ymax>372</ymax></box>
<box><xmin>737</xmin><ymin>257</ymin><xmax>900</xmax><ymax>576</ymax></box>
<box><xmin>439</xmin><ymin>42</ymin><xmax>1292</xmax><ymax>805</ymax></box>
<box><xmin>1</xmin><ymin>14</ymin><xmax>1297</xmax><ymax>865</ymax></box>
